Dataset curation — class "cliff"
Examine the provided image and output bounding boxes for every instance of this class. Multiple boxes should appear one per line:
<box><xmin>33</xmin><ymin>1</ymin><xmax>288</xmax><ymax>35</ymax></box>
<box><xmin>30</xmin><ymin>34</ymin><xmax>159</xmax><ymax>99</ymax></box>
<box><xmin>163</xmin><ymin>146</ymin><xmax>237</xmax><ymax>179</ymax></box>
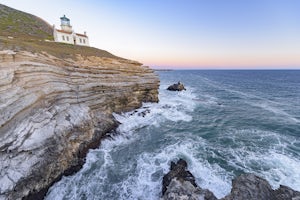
<box><xmin>0</xmin><ymin>49</ymin><xmax>159</xmax><ymax>200</ymax></box>
<box><xmin>0</xmin><ymin>4</ymin><xmax>159</xmax><ymax>200</ymax></box>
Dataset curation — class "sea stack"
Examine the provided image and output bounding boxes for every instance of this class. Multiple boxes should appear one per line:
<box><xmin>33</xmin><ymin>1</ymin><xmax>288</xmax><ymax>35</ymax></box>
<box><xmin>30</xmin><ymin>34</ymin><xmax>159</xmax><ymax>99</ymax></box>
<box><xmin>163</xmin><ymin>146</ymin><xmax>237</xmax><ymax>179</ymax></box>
<box><xmin>167</xmin><ymin>81</ymin><xmax>186</xmax><ymax>91</ymax></box>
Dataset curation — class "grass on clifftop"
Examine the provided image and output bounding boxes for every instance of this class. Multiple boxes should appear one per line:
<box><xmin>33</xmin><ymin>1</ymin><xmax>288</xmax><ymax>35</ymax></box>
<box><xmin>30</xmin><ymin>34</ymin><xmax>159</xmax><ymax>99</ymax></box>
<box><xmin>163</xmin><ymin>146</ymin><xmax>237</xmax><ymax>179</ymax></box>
<box><xmin>0</xmin><ymin>4</ymin><xmax>53</xmax><ymax>40</ymax></box>
<box><xmin>0</xmin><ymin>37</ymin><xmax>120</xmax><ymax>60</ymax></box>
<box><xmin>0</xmin><ymin>4</ymin><xmax>120</xmax><ymax>60</ymax></box>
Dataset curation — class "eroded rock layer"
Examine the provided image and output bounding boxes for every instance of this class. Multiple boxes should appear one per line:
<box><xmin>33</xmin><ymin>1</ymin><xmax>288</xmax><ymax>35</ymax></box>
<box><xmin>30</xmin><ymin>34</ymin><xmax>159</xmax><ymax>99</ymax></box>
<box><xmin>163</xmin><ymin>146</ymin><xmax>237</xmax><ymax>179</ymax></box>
<box><xmin>0</xmin><ymin>50</ymin><xmax>159</xmax><ymax>200</ymax></box>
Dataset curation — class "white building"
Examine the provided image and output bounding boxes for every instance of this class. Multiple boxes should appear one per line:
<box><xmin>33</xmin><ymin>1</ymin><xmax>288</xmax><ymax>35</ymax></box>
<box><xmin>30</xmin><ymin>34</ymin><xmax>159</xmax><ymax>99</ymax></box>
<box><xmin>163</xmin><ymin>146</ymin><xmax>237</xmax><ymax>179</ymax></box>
<box><xmin>53</xmin><ymin>15</ymin><xmax>89</xmax><ymax>46</ymax></box>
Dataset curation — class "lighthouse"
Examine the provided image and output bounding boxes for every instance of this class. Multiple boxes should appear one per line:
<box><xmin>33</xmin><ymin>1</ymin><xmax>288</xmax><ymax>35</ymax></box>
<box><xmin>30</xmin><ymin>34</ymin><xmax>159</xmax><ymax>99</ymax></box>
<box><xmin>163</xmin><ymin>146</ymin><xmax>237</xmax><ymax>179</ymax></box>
<box><xmin>60</xmin><ymin>15</ymin><xmax>72</xmax><ymax>32</ymax></box>
<box><xmin>53</xmin><ymin>15</ymin><xmax>89</xmax><ymax>46</ymax></box>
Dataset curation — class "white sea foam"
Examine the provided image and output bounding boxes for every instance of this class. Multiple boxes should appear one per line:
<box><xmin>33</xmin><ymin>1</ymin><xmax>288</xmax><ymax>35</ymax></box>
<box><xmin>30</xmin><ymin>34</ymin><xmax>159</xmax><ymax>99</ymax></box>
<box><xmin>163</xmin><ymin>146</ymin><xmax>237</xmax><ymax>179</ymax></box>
<box><xmin>217</xmin><ymin>128</ymin><xmax>300</xmax><ymax>192</ymax></box>
<box><xmin>46</xmin><ymin>131</ymin><xmax>139</xmax><ymax>200</ymax></box>
<box><xmin>110</xmin><ymin>139</ymin><xmax>232</xmax><ymax>199</ymax></box>
<box><xmin>227</xmin><ymin>147</ymin><xmax>300</xmax><ymax>191</ymax></box>
<box><xmin>114</xmin><ymin>85</ymin><xmax>197</xmax><ymax>132</ymax></box>
<box><xmin>192</xmin><ymin>93</ymin><xmax>221</xmax><ymax>107</ymax></box>
<box><xmin>46</xmin><ymin>76</ymin><xmax>300</xmax><ymax>200</ymax></box>
<box><xmin>46</xmin><ymin>83</ymin><xmax>200</xmax><ymax>200</ymax></box>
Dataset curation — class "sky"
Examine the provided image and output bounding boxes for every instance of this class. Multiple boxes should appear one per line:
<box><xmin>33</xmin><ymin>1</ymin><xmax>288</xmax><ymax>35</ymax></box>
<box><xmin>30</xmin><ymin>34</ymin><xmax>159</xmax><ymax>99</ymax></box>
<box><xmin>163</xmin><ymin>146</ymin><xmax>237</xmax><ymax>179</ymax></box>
<box><xmin>1</xmin><ymin>0</ymin><xmax>300</xmax><ymax>69</ymax></box>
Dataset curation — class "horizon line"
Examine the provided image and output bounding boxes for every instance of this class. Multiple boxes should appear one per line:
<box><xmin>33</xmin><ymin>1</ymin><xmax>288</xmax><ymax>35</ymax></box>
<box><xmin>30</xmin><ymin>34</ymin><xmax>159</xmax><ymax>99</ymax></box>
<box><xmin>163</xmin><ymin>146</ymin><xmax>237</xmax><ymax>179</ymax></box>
<box><xmin>151</xmin><ymin>67</ymin><xmax>300</xmax><ymax>70</ymax></box>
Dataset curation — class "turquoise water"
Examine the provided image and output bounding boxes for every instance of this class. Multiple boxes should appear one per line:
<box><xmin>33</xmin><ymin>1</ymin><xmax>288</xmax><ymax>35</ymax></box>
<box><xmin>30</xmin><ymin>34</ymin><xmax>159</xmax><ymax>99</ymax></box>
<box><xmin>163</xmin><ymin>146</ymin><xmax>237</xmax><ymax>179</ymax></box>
<box><xmin>46</xmin><ymin>70</ymin><xmax>300</xmax><ymax>199</ymax></box>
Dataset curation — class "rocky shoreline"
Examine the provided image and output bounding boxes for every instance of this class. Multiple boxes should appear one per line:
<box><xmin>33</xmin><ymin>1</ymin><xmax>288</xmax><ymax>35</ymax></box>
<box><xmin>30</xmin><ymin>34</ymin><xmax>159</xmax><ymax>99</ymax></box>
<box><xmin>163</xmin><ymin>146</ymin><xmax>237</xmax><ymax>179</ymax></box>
<box><xmin>0</xmin><ymin>50</ymin><xmax>159</xmax><ymax>200</ymax></box>
<box><xmin>23</xmin><ymin>122</ymin><xmax>120</xmax><ymax>200</ymax></box>
<box><xmin>162</xmin><ymin>159</ymin><xmax>300</xmax><ymax>200</ymax></box>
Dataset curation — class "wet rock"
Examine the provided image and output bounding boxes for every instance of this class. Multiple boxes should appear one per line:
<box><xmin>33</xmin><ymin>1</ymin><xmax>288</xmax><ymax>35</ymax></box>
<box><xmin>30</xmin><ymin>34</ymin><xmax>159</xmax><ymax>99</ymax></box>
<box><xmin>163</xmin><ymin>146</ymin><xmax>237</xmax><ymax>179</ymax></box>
<box><xmin>167</xmin><ymin>81</ymin><xmax>186</xmax><ymax>91</ymax></box>
<box><xmin>223</xmin><ymin>174</ymin><xmax>300</xmax><ymax>200</ymax></box>
<box><xmin>162</xmin><ymin>159</ymin><xmax>217</xmax><ymax>200</ymax></box>
<box><xmin>274</xmin><ymin>185</ymin><xmax>300</xmax><ymax>200</ymax></box>
<box><xmin>162</xmin><ymin>159</ymin><xmax>196</xmax><ymax>195</ymax></box>
<box><xmin>223</xmin><ymin>174</ymin><xmax>275</xmax><ymax>200</ymax></box>
<box><xmin>137</xmin><ymin>109</ymin><xmax>150</xmax><ymax>117</ymax></box>
<box><xmin>162</xmin><ymin>159</ymin><xmax>300</xmax><ymax>200</ymax></box>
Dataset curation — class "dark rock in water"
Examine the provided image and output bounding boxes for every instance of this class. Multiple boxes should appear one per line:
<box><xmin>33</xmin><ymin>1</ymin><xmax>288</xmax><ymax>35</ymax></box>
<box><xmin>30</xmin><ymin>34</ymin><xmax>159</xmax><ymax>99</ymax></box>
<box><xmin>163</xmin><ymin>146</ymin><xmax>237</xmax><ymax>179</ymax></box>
<box><xmin>162</xmin><ymin>159</ymin><xmax>300</xmax><ymax>200</ymax></box>
<box><xmin>167</xmin><ymin>81</ymin><xmax>186</xmax><ymax>91</ymax></box>
<box><xmin>137</xmin><ymin>109</ymin><xmax>150</xmax><ymax>117</ymax></box>
<box><xmin>162</xmin><ymin>159</ymin><xmax>217</xmax><ymax>200</ymax></box>
<box><xmin>274</xmin><ymin>185</ymin><xmax>300</xmax><ymax>200</ymax></box>
<box><xmin>162</xmin><ymin>159</ymin><xmax>196</xmax><ymax>195</ymax></box>
<box><xmin>223</xmin><ymin>174</ymin><xmax>300</xmax><ymax>200</ymax></box>
<box><xmin>223</xmin><ymin>174</ymin><xmax>275</xmax><ymax>200</ymax></box>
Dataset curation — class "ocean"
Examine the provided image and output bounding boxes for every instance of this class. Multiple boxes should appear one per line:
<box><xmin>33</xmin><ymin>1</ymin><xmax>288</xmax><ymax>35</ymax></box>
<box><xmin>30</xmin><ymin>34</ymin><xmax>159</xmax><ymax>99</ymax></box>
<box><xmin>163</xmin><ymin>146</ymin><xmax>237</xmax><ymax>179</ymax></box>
<box><xmin>46</xmin><ymin>70</ymin><xmax>300</xmax><ymax>200</ymax></box>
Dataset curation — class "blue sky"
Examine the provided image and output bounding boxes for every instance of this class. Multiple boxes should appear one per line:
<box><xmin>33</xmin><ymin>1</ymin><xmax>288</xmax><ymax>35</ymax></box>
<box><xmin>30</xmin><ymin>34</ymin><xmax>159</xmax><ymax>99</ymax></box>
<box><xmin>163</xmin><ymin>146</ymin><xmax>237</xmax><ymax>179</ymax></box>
<box><xmin>1</xmin><ymin>0</ymin><xmax>300</xmax><ymax>68</ymax></box>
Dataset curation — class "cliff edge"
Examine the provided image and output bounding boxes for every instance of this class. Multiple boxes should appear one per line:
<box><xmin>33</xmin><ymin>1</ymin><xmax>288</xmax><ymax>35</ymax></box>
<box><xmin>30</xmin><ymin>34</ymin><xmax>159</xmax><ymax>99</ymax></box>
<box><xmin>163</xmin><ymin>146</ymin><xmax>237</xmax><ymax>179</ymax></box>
<box><xmin>0</xmin><ymin>50</ymin><xmax>159</xmax><ymax>200</ymax></box>
<box><xmin>0</xmin><ymin>4</ymin><xmax>159</xmax><ymax>200</ymax></box>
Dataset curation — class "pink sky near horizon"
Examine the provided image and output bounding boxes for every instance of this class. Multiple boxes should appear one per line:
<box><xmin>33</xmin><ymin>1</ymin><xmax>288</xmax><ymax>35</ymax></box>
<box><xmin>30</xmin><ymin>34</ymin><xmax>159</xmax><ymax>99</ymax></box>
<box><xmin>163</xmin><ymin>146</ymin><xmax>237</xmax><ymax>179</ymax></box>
<box><xmin>142</xmin><ymin>50</ymin><xmax>300</xmax><ymax>69</ymax></box>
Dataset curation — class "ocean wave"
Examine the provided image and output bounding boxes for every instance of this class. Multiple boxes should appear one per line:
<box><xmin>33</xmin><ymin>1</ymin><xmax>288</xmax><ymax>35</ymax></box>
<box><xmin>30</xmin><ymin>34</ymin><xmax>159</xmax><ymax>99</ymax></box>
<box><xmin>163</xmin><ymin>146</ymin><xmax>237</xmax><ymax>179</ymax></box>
<box><xmin>46</xmin><ymin>83</ymin><xmax>199</xmax><ymax>200</ymax></box>
<box><xmin>46</xmin><ymin>72</ymin><xmax>300</xmax><ymax>200</ymax></box>
<box><xmin>211</xmin><ymin>128</ymin><xmax>300</xmax><ymax>192</ymax></box>
<box><xmin>200</xmin><ymin>77</ymin><xmax>299</xmax><ymax>124</ymax></box>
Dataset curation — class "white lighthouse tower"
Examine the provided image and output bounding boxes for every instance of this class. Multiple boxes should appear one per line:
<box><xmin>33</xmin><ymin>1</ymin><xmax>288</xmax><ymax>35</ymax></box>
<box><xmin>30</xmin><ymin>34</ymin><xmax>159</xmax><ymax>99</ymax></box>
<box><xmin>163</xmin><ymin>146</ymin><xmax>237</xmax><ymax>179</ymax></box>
<box><xmin>53</xmin><ymin>15</ymin><xmax>89</xmax><ymax>46</ymax></box>
<box><xmin>60</xmin><ymin>15</ymin><xmax>72</xmax><ymax>32</ymax></box>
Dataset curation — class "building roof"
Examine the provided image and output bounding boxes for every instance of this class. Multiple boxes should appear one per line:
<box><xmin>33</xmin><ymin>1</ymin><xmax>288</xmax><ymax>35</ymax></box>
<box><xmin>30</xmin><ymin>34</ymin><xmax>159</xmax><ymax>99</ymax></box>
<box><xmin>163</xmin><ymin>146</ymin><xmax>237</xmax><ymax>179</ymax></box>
<box><xmin>56</xmin><ymin>29</ymin><xmax>88</xmax><ymax>38</ymax></box>
<box><xmin>75</xmin><ymin>33</ymin><xmax>88</xmax><ymax>38</ymax></box>
<box><xmin>60</xmin><ymin>15</ymin><xmax>70</xmax><ymax>21</ymax></box>
<box><xmin>56</xmin><ymin>29</ymin><xmax>72</xmax><ymax>34</ymax></box>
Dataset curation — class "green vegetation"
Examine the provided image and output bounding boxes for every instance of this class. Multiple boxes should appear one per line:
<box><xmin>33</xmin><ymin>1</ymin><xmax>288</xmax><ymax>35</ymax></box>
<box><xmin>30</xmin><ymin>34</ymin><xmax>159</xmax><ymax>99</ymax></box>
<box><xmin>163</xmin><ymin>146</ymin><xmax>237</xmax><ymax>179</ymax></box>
<box><xmin>0</xmin><ymin>4</ymin><xmax>120</xmax><ymax>60</ymax></box>
<box><xmin>0</xmin><ymin>4</ymin><xmax>52</xmax><ymax>39</ymax></box>
<box><xmin>0</xmin><ymin>37</ymin><xmax>119</xmax><ymax>60</ymax></box>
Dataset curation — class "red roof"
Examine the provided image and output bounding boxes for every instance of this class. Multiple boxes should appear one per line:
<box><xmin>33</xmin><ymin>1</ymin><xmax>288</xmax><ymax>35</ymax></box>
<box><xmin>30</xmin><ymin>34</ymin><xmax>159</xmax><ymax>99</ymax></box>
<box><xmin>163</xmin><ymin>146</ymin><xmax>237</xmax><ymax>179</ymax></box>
<box><xmin>56</xmin><ymin>29</ymin><xmax>72</xmax><ymax>34</ymax></box>
<box><xmin>75</xmin><ymin>33</ymin><xmax>88</xmax><ymax>38</ymax></box>
<box><xmin>55</xmin><ymin>29</ymin><xmax>88</xmax><ymax>38</ymax></box>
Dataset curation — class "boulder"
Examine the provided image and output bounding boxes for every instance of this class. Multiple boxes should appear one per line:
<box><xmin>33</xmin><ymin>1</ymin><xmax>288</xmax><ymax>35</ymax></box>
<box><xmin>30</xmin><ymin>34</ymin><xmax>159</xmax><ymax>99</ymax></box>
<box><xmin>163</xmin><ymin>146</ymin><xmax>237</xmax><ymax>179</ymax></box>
<box><xmin>223</xmin><ymin>174</ymin><xmax>300</xmax><ymax>200</ymax></box>
<box><xmin>162</xmin><ymin>159</ymin><xmax>300</xmax><ymax>200</ymax></box>
<box><xmin>223</xmin><ymin>174</ymin><xmax>275</xmax><ymax>200</ymax></box>
<box><xmin>167</xmin><ymin>82</ymin><xmax>186</xmax><ymax>91</ymax></box>
<box><xmin>161</xmin><ymin>159</ymin><xmax>217</xmax><ymax>200</ymax></box>
<box><xmin>274</xmin><ymin>185</ymin><xmax>300</xmax><ymax>200</ymax></box>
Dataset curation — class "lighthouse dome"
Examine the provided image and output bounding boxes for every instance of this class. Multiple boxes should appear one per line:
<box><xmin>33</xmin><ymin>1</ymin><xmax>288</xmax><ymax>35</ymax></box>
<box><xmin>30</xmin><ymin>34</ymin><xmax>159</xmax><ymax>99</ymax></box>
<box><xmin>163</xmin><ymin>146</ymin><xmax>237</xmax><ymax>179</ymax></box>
<box><xmin>60</xmin><ymin>15</ymin><xmax>70</xmax><ymax>26</ymax></box>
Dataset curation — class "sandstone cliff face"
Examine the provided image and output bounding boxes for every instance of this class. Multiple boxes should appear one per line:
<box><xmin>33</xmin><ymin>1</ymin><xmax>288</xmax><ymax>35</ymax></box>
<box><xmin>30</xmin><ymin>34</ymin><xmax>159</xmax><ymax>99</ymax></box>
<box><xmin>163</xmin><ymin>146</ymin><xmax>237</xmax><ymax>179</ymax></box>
<box><xmin>0</xmin><ymin>50</ymin><xmax>159</xmax><ymax>200</ymax></box>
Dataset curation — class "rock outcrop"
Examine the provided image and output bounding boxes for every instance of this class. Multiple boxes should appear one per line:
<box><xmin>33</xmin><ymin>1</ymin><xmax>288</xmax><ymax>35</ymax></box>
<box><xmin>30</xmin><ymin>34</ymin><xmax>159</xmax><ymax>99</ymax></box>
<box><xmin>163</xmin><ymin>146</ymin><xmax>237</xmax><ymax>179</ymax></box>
<box><xmin>162</xmin><ymin>159</ymin><xmax>300</xmax><ymax>200</ymax></box>
<box><xmin>162</xmin><ymin>159</ymin><xmax>217</xmax><ymax>200</ymax></box>
<box><xmin>167</xmin><ymin>82</ymin><xmax>186</xmax><ymax>91</ymax></box>
<box><xmin>223</xmin><ymin>174</ymin><xmax>300</xmax><ymax>200</ymax></box>
<box><xmin>0</xmin><ymin>50</ymin><xmax>159</xmax><ymax>200</ymax></box>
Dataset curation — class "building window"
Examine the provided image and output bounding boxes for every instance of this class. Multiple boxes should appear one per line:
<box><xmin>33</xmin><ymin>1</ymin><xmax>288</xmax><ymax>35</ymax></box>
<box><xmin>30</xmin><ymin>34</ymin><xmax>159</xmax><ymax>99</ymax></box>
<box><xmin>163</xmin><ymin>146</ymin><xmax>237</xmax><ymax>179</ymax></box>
<box><xmin>83</xmin><ymin>39</ymin><xmax>85</xmax><ymax>44</ymax></box>
<box><xmin>62</xmin><ymin>35</ymin><xmax>65</xmax><ymax>40</ymax></box>
<box><xmin>66</xmin><ymin>36</ymin><xmax>69</xmax><ymax>41</ymax></box>
<box><xmin>79</xmin><ymin>38</ymin><xmax>82</xmax><ymax>43</ymax></box>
